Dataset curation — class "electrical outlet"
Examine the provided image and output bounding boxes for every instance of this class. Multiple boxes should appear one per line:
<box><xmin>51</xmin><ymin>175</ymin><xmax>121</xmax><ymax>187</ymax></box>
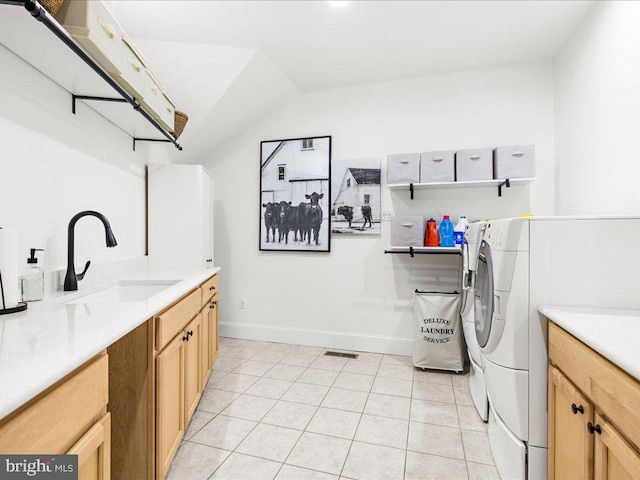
<box><xmin>382</xmin><ymin>209</ymin><xmax>393</xmax><ymax>221</ymax></box>
<box><xmin>239</xmin><ymin>297</ymin><xmax>247</xmax><ymax>309</ymax></box>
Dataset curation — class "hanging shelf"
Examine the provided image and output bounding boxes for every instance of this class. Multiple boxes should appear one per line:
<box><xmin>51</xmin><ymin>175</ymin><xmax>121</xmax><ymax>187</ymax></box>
<box><xmin>0</xmin><ymin>0</ymin><xmax>182</xmax><ymax>151</ymax></box>
<box><xmin>387</xmin><ymin>178</ymin><xmax>535</xmax><ymax>199</ymax></box>
<box><xmin>384</xmin><ymin>246</ymin><xmax>462</xmax><ymax>257</ymax></box>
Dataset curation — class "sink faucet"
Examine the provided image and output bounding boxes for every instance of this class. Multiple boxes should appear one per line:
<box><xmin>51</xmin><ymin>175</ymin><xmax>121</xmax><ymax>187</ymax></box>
<box><xmin>63</xmin><ymin>210</ymin><xmax>118</xmax><ymax>291</ymax></box>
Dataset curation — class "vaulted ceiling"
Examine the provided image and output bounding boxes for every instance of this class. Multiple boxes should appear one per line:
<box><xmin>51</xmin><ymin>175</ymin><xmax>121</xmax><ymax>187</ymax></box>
<box><xmin>112</xmin><ymin>1</ymin><xmax>595</xmax><ymax>162</ymax></box>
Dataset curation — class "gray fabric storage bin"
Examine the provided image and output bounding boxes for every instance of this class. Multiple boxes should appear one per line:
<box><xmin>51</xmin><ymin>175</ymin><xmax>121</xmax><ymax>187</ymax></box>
<box><xmin>387</xmin><ymin>153</ymin><xmax>420</xmax><ymax>184</ymax></box>
<box><xmin>493</xmin><ymin>145</ymin><xmax>535</xmax><ymax>179</ymax></box>
<box><xmin>391</xmin><ymin>216</ymin><xmax>425</xmax><ymax>246</ymax></box>
<box><xmin>455</xmin><ymin>148</ymin><xmax>493</xmax><ymax>181</ymax></box>
<box><xmin>420</xmin><ymin>150</ymin><xmax>455</xmax><ymax>183</ymax></box>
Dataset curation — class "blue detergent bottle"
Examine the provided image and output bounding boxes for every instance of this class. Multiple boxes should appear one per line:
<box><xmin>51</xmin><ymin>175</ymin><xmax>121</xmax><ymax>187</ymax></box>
<box><xmin>439</xmin><ymin>215</ymin><xmax>455</xmax><ymax>247</ymax></box>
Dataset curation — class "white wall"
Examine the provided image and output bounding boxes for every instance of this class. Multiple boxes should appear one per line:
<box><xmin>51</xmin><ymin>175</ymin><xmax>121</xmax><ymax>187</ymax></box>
<box><xmin>0</xmin><ymin>44</ymin><xmax>149</xmax><ymax>289</ymax></box>
<box><xmin>555</xmin><ymin>1</ymin><xmax>640</xmax><ymax>215</ymax></box>
<box><xmin>204</xmin><ymin>62</ymin><xmax>555</xmax><ymax>354</ymax></box>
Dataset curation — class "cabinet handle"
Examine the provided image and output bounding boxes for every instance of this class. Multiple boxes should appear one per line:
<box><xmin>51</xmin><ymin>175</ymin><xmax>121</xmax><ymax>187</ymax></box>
<box><xmin>209</xmin><ymin>286</ymin><xmax>215</xmax><ymax>291</ymax></box>
<box><xmin>571</xmin><ymin>403</ymin><xmax>584</xmax><ymax>415</ymax></box>
<box><xmin>470</xmin><ymin>155</ymin><xmax>481</xmax><ymax>160</ymax></box>
<box><xmin>182</xmin><ymin>335</ymin><xmax>189</xmax><ymax>342</ymax></box>
<box><xmin>432</xmin><ymin>157</ymin><xmax>443</xmax><ymax>162</ymax></box>
<box><xmin>187</xmin><ymin>330</ymin><xmax>193</xmax><ymax>337</ymax></box>
<box><xmin>587</xmin><ymin>422</ymin><xmax>602</xmax><ymax>435</ymax></box>
<box><xmin>512</xmin><ymin>151</ymin><xmax>524</xmax><ymax>157</ymax></box>
<box><xmin>128</xmin><ymin>57</ymin><xmax>142</xmax><ymax>72</ymax></box>
<box><xmin>97</xmin><ymin>16</ymin><xmax>116</xmax><ymax>39</ymax></box>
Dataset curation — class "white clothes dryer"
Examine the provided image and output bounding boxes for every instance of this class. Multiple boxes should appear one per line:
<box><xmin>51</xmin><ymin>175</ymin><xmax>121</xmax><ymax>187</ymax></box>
<box><xmin>460</xmin><ymin>221</ymin><xmax>487</xmax><ymax>421</ymax></box>
<box><xmin>475</xmin><ymin>216</ymin><xmax>640</xmax><ymax>480</ymax></box>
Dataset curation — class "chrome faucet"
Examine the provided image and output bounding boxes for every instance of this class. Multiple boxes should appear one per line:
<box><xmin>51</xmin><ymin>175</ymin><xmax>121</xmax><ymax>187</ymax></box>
<box><xmin>63</xmin><ymin>211</ymin><xmax>117</xmax><ymax>291</ymax></box>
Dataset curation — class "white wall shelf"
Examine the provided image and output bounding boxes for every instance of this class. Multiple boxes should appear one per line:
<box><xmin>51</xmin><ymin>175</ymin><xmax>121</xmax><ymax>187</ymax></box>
<box><xmin>0</xmin><ymin>0</ymin><xmax>182</xmax><ymax>151</ymax></box>
<box><xmin>384</xmin><ymin>246</ymin><xmax>462</xmax><ymax>257</ymax></box>
<box><xmin>388</xmin><ymin>177</ymin><xmax>535</xmax><ymax>199</ymax></box>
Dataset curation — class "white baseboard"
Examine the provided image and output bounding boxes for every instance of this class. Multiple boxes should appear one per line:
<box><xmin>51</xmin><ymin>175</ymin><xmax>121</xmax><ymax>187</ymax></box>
<box><xmin>219</xmin><ymin>322</ymin><xmax>414</xmax><ymax>356</ymax></box>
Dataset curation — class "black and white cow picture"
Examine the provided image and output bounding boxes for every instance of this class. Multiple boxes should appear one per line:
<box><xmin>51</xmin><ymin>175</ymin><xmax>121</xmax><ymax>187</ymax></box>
<box><xmin>262</xmin><ymin>193</ymin><xmax>325</xmax><ymax>246</ymax></box>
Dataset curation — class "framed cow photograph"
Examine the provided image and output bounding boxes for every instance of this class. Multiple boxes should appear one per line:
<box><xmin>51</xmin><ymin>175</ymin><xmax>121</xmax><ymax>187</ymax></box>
<box><xmin>331</xmin><ymin>158</ymin><xmax>381</xmax><ymax>235</ymax></box>
<box><xmin>260</xmin><ymin>136</ymin><xmax>331</xmax><ymax>252</ymax></box>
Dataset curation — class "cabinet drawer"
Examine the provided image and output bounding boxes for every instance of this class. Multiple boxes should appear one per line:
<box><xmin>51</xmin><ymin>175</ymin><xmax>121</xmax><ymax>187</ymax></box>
<box><xmin>201</xmin><ymin>275</ymin><xmax>218</xmax><ymax>306</ymax></box>
<box><xmin>55</xmin><ymin>0</ymin><xmax>123</xmax><ymax>74</ymax></box>
<box><xmin>549</xmin><ymin>323</ymin><xmax>640</xmax><ymax>449</ymax></box>
<box><xmin>0</xmin><ymin>353</ymin><xmax>108</xmax><ymax>454</ymax></box>
<box><xmin>156</xmin><ymin>289</ymin><xmax>201</xmax><ymax>350</ymax></box>
<box><xmin>455</xmin><ymin>148</ymin><xmax>493</xmax><ymax>181</ymax></box>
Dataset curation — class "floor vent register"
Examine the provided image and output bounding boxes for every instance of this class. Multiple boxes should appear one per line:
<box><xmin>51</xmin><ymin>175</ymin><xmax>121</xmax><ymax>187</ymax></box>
<box><xmin>324</xmin><ymin>350</ymin><xmax>359</xmax><ymax>359</ymax></box>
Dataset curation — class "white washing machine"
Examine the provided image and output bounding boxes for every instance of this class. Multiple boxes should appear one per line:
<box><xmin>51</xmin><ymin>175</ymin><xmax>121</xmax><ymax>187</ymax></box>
<box><xmin>475</xmin><ymin>216</ymin><xmax>640</xmax><ymax>480</ymax></box>
<box><xmin>460</xmin><ymin>221</ymin><xmax>487</xmax><ymax>421</ymax></box>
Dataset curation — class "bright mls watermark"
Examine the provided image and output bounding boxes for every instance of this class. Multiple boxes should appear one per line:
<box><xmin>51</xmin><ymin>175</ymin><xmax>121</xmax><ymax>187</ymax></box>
<box><xmin>0</xmin><ymin>455</ymin><xmax>77</xmax><ymax>480</ymax></box>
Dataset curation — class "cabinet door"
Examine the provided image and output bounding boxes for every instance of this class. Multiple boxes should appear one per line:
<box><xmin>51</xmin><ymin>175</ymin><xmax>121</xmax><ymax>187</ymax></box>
<box><xmin>184</xmin><ymin>314</ymin><xmax>202</xmax><ymax>425</ymax></box>
<box><xmin>594</xmin><ymin>413</ymin><xmax>640</xmax><ymax>480</ymax></box>
<box><xmin>156</xmin><ymin>334</ymin><xmax>185</xmax><ymax>480</ymax></box>
<box><xmin>548</xmin><ymin>366</ymin><xmax>594</xmax><ymax>480</ymax></box>
<box><xmin>200</xmin><ymin>305</ymin><xmax>211</xmax><ymax>389</ymax></box>
<box><xmin>210</xmin><ymin>297</ymin><xmax>219</xmax><ymax>369</ymax></box>
<box><xmin>201</xmin><ymin>168</ymin><xmax>214</xmax><ymax>266</ymax></box>
<box><xmin>67</xmin><ymin>413</ymin><xmax>111</xmax><ymax>480</ymax></box>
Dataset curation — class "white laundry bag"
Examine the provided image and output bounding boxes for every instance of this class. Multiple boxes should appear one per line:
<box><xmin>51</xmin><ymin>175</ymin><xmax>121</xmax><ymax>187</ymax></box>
<box><xmin>413</xmin><ymin>291</ymin><xmax>464</xmax><ymax>372</ymax></box>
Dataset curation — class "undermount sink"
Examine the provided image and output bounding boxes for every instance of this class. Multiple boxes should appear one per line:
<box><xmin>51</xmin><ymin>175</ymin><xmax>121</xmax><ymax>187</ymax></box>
<box><xmin>64</xmin><ymin>280</ymin><xmax>180</xmax><ymax>304</ymax></box>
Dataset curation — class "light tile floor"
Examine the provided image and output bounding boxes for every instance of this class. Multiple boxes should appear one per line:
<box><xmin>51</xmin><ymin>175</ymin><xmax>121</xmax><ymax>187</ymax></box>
<box><xmin>167</xmin><ymin>337</ymin><xmax>501</xmax><ymax>480</ymax></box>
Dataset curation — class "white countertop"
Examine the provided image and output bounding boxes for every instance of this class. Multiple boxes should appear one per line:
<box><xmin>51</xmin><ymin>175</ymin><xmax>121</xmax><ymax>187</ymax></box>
<box><xmin>539</xmin><ymin>305</ymin><xmax>640</xmax><ymax>381</ymax></box>
<box><xmin>0</xmin><ymin>266</ymin><xmax>220</xmax><ymax>419</ymax></box>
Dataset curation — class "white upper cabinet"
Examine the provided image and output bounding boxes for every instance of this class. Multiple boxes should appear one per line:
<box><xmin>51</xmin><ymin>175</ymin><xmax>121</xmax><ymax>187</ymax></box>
<box><xmin>148</xmin><ymin>164</ymin><xmax>214</xmax><ymax>268</ymax></box>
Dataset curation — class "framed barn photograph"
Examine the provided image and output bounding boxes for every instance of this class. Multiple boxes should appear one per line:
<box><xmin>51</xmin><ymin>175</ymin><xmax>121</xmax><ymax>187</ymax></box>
<box><xmin>331</xmin><ymin>158</ymin><xmax>381</xmax><ymax>235</ymax></box>
<box><xmin>260</xmin><ymin>136</ymin><xmax>331</xmax><ymax>252</ymax></box>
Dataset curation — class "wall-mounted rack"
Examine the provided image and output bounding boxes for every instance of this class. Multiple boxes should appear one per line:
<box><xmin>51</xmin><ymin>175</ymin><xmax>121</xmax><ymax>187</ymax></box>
<box><xmin>384</xmin><ymin>246</ymin><xmax>462</xmax><ymax>257</ymax></box>
<box><xmin>387</xmin><ymin>178</ymin><xmax>535</xmax><ymax>199</ymax></box>
<box><xmin>0</xmin><ymin>0</ymin><xmax>182</xmax><ymax>151</ymax></box>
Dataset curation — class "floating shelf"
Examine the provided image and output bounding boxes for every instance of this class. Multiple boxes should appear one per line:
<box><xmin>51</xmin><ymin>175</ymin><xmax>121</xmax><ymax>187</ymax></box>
<box><xmin>0</xmin><ymin>0</ymin><xmax>182</xmax><ymax>151</ymax></box>
<box><xmin>388</xmin><ymin>178</ymin><xmax>535</xmax><ymax>199</ymax></box>
<box><xmin>384</xmin><ymin>246</ymin><xmax>462</xmax><ymax>257</ymax></box>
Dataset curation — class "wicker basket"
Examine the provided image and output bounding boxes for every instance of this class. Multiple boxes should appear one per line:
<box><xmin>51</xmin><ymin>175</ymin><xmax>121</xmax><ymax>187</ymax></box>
<box><xmin>172</xmin><ymin>110</ymin><xmax>189</xmax><ymax>139</ymax></box>
<box><xmin>40</xmin><ymin>0</ymin><xmax>64</xmax><ymax>16</ymax></box>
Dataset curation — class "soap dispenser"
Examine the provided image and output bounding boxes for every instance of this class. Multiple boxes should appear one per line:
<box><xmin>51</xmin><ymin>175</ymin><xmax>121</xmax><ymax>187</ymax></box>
<box><xmin>21</xmin><ymin>248</ymin><xmax>44</xmax><ymax>302</ymax></box>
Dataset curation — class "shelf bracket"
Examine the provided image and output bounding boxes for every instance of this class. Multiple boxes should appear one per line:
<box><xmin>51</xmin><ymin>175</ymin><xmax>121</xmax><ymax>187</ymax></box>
<box><xmin>72</xmin><ymin>95</ymin><xmax>128</xmax><ymax>115</ymax></box>
<box><xmin>498</xmin><ymin>179</ymin><xmax>511</xmax><ymax>197</ymax></box>
<box><xmin>133</xmin><ymin>138</ymin><xmax>182</xmax><ymax>152</ymax></box>
<box><xmin>410</xmin><ymin>183</ymin><xmax>414</xmax><ymax>200</ymax></box>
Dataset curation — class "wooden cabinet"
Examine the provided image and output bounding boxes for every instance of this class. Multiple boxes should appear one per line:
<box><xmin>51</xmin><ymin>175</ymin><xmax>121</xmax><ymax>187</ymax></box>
<box><xmin>548</xmin><ymin>323</ymin><xmax>640</xmax><ymax>479</ymax></box>
<box><xmin>594</xmin><ymin>413</ymin><xmax>640</xmax><ymax>479</ymax></box>
<box><xmin>0</xmin><ymin>353</ymin><xmax>109</xmax><ymax>471</ymax></box>
<box><xmin>153</xmin><ymin>274</ymin><xmax>218</xmax><ymax>479</ymax></box>
<box><xmin>156</xmin><ymin>329</ymin><xmax>185</xmax><ymax>480</ymax></box>
<box><xmin>68</xmin><ymin>413</ymin><xmax>111</xmax><ymax>480</ymax></box>
<box><xmin>548</xmin><ymin>366</ymin><xmax>594</xmax><ymax>479</ymax></box>
<box><xmin>184</xmin><ymin>314</ymin><xmax>203</xmax><ymax>423</ymax></box>
<box><xmin>155</xmin><ymin>315</ymin><xmax>203</xmax><ymax>480</ymax></box>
